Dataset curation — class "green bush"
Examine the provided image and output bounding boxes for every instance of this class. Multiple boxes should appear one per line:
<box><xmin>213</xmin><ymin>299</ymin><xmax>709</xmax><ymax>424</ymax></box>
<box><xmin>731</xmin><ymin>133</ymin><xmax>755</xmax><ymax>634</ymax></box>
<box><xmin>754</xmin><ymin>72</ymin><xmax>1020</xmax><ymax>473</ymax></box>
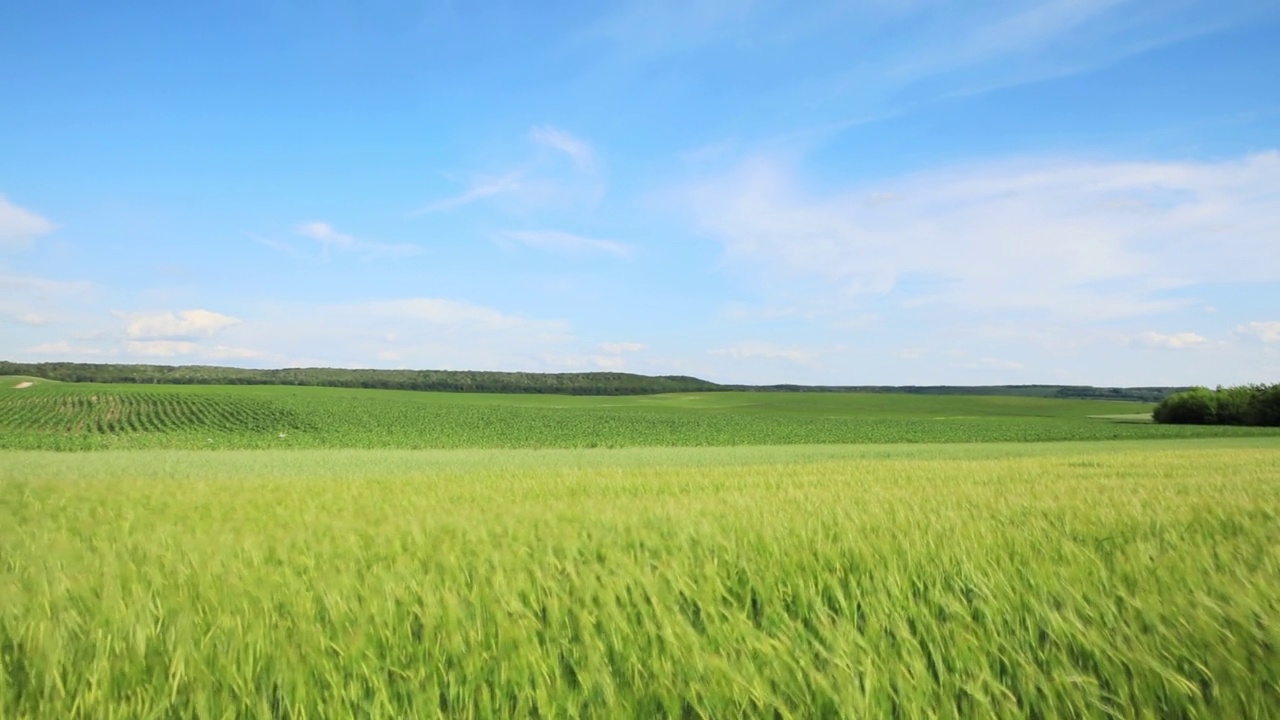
<box><xmin>1213</xmin><ymin>385</ymin><xmax>1253</xmax><ymax>424</ymax></box>
<box><xmin>1154</xmin><ymin>383</ymin><xmax>1280</xmax><ymax>427</ymax></box>
<box><xmin>1152</xmin><ymin>387</ymin><xmax>1217</xmax><ymax>424</ymax></box>
<box><xmin>1246</xmin><ymin>384</ymin><xmax>1280</xmax><ymax>426</ymax></box>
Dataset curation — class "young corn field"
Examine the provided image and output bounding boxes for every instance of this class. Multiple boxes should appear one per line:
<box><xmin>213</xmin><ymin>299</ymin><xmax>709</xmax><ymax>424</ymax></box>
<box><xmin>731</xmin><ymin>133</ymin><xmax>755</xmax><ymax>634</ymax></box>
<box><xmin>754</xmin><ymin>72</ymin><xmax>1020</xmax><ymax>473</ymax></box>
<box><xmin>4</xmin><ymin>381</ymin><xmax>1280</xmax><ymax>450</ymax></box>
<box><xmin>2</xmin><ymin>440</ymin><xmax>1279</xmax><ymax>718</ymax></box>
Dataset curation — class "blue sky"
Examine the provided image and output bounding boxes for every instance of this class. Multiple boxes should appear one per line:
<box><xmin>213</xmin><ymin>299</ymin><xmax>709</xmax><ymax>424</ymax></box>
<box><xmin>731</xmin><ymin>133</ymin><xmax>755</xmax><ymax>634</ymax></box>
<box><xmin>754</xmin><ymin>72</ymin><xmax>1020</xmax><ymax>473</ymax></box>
<box><xmin>3</xmin><ymin>0</ymin><xmax>1279</xmax><ymax>385</ymax></box>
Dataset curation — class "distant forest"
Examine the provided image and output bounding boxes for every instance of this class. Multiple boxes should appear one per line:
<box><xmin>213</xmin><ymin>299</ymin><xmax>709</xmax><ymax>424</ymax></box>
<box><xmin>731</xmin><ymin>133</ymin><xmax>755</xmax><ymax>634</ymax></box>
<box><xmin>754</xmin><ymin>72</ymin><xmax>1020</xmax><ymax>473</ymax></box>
<box><xmin>1153</xmin><ymin>384</ymin><xmax>1280</xmax><ymax>426</ymax></box>
<box><xmin>736</xmin><ymin>384</ymin><xmax>1181</xmax><ymax>403</ymax></box>
<box><xmin>0</xmin><ymin>362</ymin><xmax>718</xmax><ymax>396</ymax></box>
<box><xmin>2</xmin><ymin>361</ymin><xmax>1183</xmax><ymax>401</ymax></box>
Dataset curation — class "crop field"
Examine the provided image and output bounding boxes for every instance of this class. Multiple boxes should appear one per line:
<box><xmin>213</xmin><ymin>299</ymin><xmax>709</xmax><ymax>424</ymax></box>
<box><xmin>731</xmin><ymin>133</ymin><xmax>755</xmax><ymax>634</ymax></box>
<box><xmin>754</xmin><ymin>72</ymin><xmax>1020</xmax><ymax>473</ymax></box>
<box><xmin>2</xmin><ymin>439</ymin><xmax>1279</xmax><ymax>718</ymax></box>
<box><xmin>4</xmin><ymin>379</ymin><xmax>1280</xmax><ymax>450</ymax></box>
<box><xmin>3</xmin><ymin>379</ymin><xmax>1279</xmax><ymax>717</ymax></box>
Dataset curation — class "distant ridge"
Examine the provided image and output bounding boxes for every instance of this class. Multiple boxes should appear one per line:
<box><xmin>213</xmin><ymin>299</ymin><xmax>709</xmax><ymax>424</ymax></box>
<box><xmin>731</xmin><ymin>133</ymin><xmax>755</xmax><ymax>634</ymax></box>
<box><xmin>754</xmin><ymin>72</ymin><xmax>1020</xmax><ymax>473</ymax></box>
<box><xmin>1</xmin><ymin>361</ymin><xmax>1183</xmax><ymax>401</ymax></box>
<box><xmin>0</xmin><ymin>362</ymin><xmax>716</xmax><ymax>396</ymax></box>
<box><xmin>734</xmin><ymin>384</ymin><xmax>1183</xmax><ymax>403</ymax></box>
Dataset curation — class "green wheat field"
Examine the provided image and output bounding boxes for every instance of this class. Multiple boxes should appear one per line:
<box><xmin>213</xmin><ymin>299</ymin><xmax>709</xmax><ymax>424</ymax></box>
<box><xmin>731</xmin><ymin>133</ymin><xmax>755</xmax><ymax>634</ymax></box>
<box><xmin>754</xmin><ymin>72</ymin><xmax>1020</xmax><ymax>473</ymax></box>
<box><xmin>2</xmin><ymin>378</ymin><xmax>1279</xmax><ymax>717</ymax></box>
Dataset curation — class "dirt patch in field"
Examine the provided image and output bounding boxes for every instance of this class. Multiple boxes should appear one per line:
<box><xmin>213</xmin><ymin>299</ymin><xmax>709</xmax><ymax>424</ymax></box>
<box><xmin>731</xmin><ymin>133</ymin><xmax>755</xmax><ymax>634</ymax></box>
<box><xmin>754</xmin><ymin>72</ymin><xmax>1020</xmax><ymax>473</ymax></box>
<box><xmin>1089</xmin><ymin>413</ymin><xmax>1154</xmax><ymax>423</ymax></box>
<box><xmin>12</xmin><ymin>381</ymin><xmax>34</xmax><ymax>389</ymax></box>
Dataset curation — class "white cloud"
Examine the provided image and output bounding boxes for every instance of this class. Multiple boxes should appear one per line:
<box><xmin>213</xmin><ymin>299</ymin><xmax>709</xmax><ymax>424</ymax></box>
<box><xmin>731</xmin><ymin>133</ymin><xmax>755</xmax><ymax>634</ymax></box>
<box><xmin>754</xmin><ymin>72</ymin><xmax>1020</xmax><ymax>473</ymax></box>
<box><xmin>0</xmin><ymin>274</ymin><xmax>93</xmax><ymax>296</ymax></box>
<box><xmin>541</xmin><ymin>353</ymin><xmax>628</xmax><ymax>370</ymax></box>
<box><xmin>204</xmin><ymin>297</ymin><xmax>575</xmax><ymax>371</ymax></box>
<box><xmin>251</xmin><ymin>233</ymin><xmax>305</xmax><ymax>258</ymax></box>
<box><xmin>0</xmin><ymin>273</ymin><xmax>96</xmax><ymax>327</ymax></box>
<box><xmin>13</xmin><ymin>312</ymin><xmax>54</xmax><ymax>326</ymax></box>
<box><xmin>0</xmin><ymin>195</ymin><xmax>55</xmax><ymax>248</ymax></box>
<box><xmin>504</xmin><ymin>230</ymin><xmax>634</xmax><ymax>258</ymax></box>
<box><xmin>583</xmin><ymin>0</ymin><xmax>1267</xmax><ymax>138</ymax></box>
<box><xmin>12</xmin><ymin>296</ymin><xmax>573</xmax><ymax>371</ymax></box>
<box><xmin>531</xmin><ymin>126</ymin><xmax>596</xmax><ymax>171</ymax></box>
<box><xmin>116</xmin><ymin>340</ymin><xmax>268</xmax><ymax>361</ymax></box>
<box><xmin>23</xmin><ymin>341</ymin><xmax>104</xmax><ymax>357</ymax></box>
<box><xmin>411</xmin><ymin>127</ymin><xmax>603</xmax><ymax>219</ymax></box>
<box><xmin>1134</xmin><ymin>331</ymin><xmax>1209</xmax><ymax>350</ymax></box>
<box><xmin>958</xmin><ymin>357</ymin><xmax>1026</xmax><ymax>371</ymax></box>
<box><xmin>120</xmin><ymin>309</ymin><xmax>241</xmax><ymax>340</ymax></box>
<box><xmin>353</xmin><ymin>298</ymin><xmax>568</xmax><ymax>334</ymax></box>
<box><xmin>22</xmin><ymin>335</ymin><xmax>273</xmax><ymax>365</ymax></box>
<box><xmin>925</xmin><ymin>2</ymin><xmax>1257</xmax><ymax>105</ymax></box>
<box><xmin>294</xmin><ymin>222</ymin><xmax>423</xmax><ymax>258</ymax></box>
<box><xmin>207</xmin><ymin>345</ymin><xmax>268</xmax><ymax>360</ymax></box>
<box><xmin>410</xmin><ymin>172</ymin><xmax>525</xmax><ymax>215</ymax></box>
<box><xmin>295</xmin><ymin>221</ymin><xmax>353</xmax><ymax>247</ymax></box>
<box><xmin>126</xmin><ymin>340</ymin><xmax>199</xmax><ymax>357</ymax></box>
<box><xmin>686</xmin><ymin>151</ymin><xmax>1280</xmax><ymax>322</ymax></box>
<box><xmin>709</xmin><ymin>342</ymin><xmax>819</xmax><ymax>364</ymax></box>
<box><xmin>1236</xmin><ymin>321</ymin><xmax>1280</xmax><ymax>344</ymax></box>
<box><xmin>600</xmin><ymin>342</ymin><xmax>648</xmax><ymax>354</ymax></box>
<box><xmin>954</xmin><ymin>0</ymin><xmax>1129</xmax><ymax>66</ymax></box>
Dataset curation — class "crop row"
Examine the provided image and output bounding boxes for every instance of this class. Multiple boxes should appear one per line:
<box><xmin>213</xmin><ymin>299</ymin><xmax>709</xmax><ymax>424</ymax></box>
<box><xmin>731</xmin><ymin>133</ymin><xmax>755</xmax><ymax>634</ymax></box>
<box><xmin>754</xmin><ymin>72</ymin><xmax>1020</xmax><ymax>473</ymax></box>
<box><xmin>2</xmin><ymin>443</ymin><xmax>1277</xmax><ymax>717</ymax></box>
<box><xmin>4</xmin><ymin>385</ymin><xmax>1279</xmax><ymax>450</ymax></box>
<box><xmin>0</xmin><ymin>391</ymin><xmax>307</xmax><ymax>437</ymax></box>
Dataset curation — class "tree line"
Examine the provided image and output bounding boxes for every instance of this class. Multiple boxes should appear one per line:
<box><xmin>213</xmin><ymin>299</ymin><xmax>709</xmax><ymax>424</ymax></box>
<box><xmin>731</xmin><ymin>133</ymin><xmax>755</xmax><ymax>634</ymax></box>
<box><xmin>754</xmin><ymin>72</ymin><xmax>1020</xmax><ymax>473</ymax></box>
<box><xmin>735</xmin><ymin>384</ymin><xmax>1179</xmax><ymax>402</ymax></box>
<box><xmin>1153</xmin><ymin>384</ymin><xmax>1280</xmax><ymax>426</ymax></box>
<box><xmin>2</xmin><ymin>361</ymin><xmax>1187</xmax><ymax>401</ymax></box>
<box><xmin>0</xmin><ymin>362</ymin><xmax>721</xmax><ymax>396</ymax></box>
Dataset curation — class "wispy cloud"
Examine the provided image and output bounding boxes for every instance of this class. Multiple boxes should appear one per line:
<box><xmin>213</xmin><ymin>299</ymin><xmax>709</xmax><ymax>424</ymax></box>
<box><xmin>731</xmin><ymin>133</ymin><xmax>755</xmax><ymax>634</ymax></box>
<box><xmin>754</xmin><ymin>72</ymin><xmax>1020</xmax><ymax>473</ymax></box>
<box><xmin>540</xmin><ymin>353</ymin><xmax>628</xmax><ymax>370</ymax></box>
<box><xmin>412</xmin><ymin>126</ymin><xmax>604</xmax><ymax>219</ymax></box>
<box><xmin>582</xmin><ymin>0</ymin><xmax>761</xmax><ymax>60</ymax></box>
<box><xmin>23</xmin><ymin>341</ymin><xmax>105</xmax><ymax>357</ymax></box>
<box><xmin>0</xmin><ymin>273</ymin><xmax>96</xmax><ymax>327</ymax></box>
<box><xmin>503</xmin><ymin>230</ymin><xmax>634</xmax><ymax>259</ymax></box>
<box><xmin>410</xmin><ymin>172</ymin><xmax>525</xmax><ymax>216</ymax></box>
<box><xmin>0</xmin><ymin>194</ymin><xmax>56</xmax><ymax>248</ymax></box>
<box><xmin>951</xmin><ymin>0</ymin><xmax>1130</xmax><ymax>66</ymax></box>
<box><xmin>125</xmin><ymin>340</ymin><xmax>200</xmax><ymax>357</ymax></box>
<box><xmin>12</xmin><ymin>312</ymin><xmax>55</xmax><ymax>326</ymax></box>
<box><xmin>709</xmin><ymin>342</ymin><xmax>819</xmax><ymax>364</ymax></box>
<box><xmin>584</xmin><ymin>0</ymin><xmax>1272</xmax><ymax>141</ymax></box>
<box><xmin>684</xmin><ymin>150</ymin><xmax>1280</xmax><ymax>322</ymax></box>
<box><xmin>251</xmin><ymin>233</ymin><xmax>305</xmax><ymax>258</ymax></box>
<box><xmin>352</xmin><ymin>298</ymin><xmax>569</xmax><ymax>334</ymax></box>
<box><xmin>118</xmin><ymin>340</ymin><xmax>268</xmax><ymax>360</ymax></box>
<box><xmin>957</xmin><ymin>357</ymin><xmax>1026</xmax><ymax>371</ymax></box>
<box><xmin>215</xmin><ymin>297</ymin><xmax>575</xmax><ymax>371</ymax></box>
<box><xmin>531</xmin><ymin>126</ymin><xmax>596</xmax><ymax>171</ymax></box>
<box><xmin>295</xmin><ymin>221</ymin><xmax>423</xmax><ymax>258</ymax></box>
<box><xmin>1235</xmin><ymin>321</ymin><xmax>1280</xmax><ymax>344</ymax></box>
<box><xmin>15</xmin><ymin>297</ymin><xmax>575</xmax><ymax>371</ymax></box>
<box><xmin>600</xmin><ymin>342</ymin><xmax>648</xmax><ymax>354</ymax></box>
<box><xmin>1133</xmin><ymin>331</ymin><xmax>1209</xmax><ymax>350</ymax></box>
<box><xmin>206</xmin><ymin>345</ymin><xmax>269</xmax><ymax>360</ymax></box>
<box><xmin>0</xmin><ymin>274</ymin><xmax>93</xmax><ymax>296</ymax></box>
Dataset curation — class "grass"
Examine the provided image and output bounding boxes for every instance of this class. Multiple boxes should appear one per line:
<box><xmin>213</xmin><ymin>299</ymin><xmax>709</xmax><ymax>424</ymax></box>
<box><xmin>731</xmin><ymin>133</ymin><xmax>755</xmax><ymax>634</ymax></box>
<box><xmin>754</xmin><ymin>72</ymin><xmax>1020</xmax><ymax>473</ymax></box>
<box><xmin>2</xmin><ymin>438</ymin><xmax>1279</xmax><ymax>718</ymax></box>
<box><xmin>4</xmin><ymin>381</ymin><xmax>1280</xmax><ymax>450</ymax></box>
<box><xmin>0</xmin><ymin>376</ymin><xmax>53</xmax><ymax>387</ymax></box>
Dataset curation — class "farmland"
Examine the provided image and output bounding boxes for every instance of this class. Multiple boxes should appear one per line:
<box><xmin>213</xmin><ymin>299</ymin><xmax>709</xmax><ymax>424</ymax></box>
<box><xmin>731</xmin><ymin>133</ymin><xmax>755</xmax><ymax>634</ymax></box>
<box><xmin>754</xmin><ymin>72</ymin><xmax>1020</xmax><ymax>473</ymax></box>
<box><xmin>3</xmin><ymin>379</ymin><xmax>1279</xmax><ymax>450</ymax></box>
<box><xmin>2</xmin><ymin>440</ymin><xmax>1279</xmax><ymax>718</ymax></box>
<box><xmin>2</xmin><ymin>379</ymin><xmax>1280</xmax><ymax>717</ymax></box>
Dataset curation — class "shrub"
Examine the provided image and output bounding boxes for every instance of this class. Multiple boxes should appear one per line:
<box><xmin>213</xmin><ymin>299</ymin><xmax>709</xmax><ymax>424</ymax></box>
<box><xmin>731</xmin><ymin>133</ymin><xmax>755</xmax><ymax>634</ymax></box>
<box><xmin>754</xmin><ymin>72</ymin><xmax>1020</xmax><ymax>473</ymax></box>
<box><xmin>1153</xmin><ymin>388</ymin><xmax>1217</xmax><ymax>425</ymax></box>
<box><xmin>1213</xmin><ymin>385</ymin><xmax>1253</xmax><ymax>425</ymax></box>
<box><xmin>1246</xmin><ymin>384</ymin><xmax>1280</xmax><ymax>427</ymax></box>
<box><xmin>1154</xmin><ymin>383</ymin><xmax>1280</xmax><ymax>427</ymax></box>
